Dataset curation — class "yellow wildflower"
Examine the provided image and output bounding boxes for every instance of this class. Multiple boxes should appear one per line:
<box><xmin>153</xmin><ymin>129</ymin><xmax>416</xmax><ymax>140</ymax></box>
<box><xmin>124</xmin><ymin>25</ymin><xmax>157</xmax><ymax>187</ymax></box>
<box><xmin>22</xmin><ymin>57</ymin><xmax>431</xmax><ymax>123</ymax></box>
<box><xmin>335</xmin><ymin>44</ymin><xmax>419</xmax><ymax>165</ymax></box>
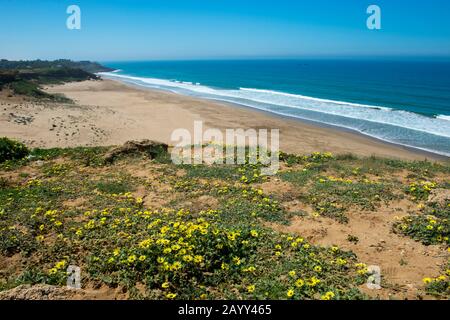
<box><xmin>295</xmin><ymin>279</ymin><xmax>304</xmax><ymax>288</ymax></box>
<box><xmin>55</xmin><ymin>260</ymin><xmax>66</xmax><ymax>269</ymax></box>
<box><xmin>422</xmin><ymin>277</ymin><xmax>433</xmax><ymax>284</ymax></box>
<box><xmin>48</xmin><ymin>268</ymin><xmax>57</xmax><ymax>275</ymax></box>
<box><xmin>166</xmin><ymin>293</ymin><xmax>177</xmax><ymax>299</ymax></box>
<box><xmin>138</xmin><ymin>239</ymin><xmax>152</xmax><ymax>249</ymax></box>
<box><xmin>321</xmin><ymin>291</ymin><xmax>335</xmax><ymax>300</ymax></box>
<box><xmin>307</xmin><ymin>277</ymin><xmax>321</xmax><ymax>287</ymax></box>
<box><xmin>286</xmin><ymin>289</ymin><xmax>295</xmax><ymax>298</ymax></box>
<box><xmin>171</xmin><ymin>261</ymin><xmax>182</xmax><ymax>270</ymax></box>
<box><xmin>194</xmin><ymin>255</ymin><xmax>203</xmax><ymax>264</ymax></box>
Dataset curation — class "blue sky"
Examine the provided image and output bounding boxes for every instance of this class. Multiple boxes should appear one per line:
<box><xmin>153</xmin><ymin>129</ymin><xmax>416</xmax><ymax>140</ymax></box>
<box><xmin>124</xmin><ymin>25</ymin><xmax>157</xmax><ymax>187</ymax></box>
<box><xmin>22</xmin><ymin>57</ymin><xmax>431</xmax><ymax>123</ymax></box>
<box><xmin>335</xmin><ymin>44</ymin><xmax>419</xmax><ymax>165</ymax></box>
<box><xmin>1</xmin><ymin>0</ymin><xmax>450</xmax><ymax>61</ymax></box>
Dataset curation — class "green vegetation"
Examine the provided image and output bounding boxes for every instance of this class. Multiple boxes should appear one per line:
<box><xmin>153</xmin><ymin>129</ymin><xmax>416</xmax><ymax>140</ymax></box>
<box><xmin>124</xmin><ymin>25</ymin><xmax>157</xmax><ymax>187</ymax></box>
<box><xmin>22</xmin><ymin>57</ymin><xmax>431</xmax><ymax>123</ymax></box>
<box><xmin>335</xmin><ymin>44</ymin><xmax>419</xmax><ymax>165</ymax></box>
<box><xmin>0</xmin><ymin>137</ymin><xmax>29</xmax><ymax>163</ymax></box>
<box><xmin>393</xmin><ymin>202</ymin><xmax>449</xmax><ymax>246</ymax></box>
<box><xmin>279</xmin><ymin>153</ymin><xmax>406</xmax><ymax>223</ymax></box>
<box><xmin>0</xmin><ymin>146</ymin><xmax>448</xmax><ymax>299</ymax></box>
<box><xmin>0</xmin><ymin>59</ymin><xmax>113</xmax><ymax>73</ymax></box>
<box><xmin>0</xmin><ymin>59</ymin><xmax>112</xmax><ymax>101</ymax></box>
<box><xmin>422</xmin><ymin>262</ymin><xmax>450</xmax><ymax>299</ymax></box>
<box><xmin>8</xmin><ymin>79</ymin><xmax>70</xmax><ymax>102</ymax></box>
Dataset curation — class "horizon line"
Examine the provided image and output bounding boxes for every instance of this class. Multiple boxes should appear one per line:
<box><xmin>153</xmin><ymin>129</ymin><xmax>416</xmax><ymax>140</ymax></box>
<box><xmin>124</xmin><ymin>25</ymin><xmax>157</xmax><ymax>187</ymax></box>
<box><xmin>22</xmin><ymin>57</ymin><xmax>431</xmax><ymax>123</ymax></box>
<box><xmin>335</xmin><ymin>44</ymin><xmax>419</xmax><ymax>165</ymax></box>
<box><xmin>3</xmin><ymin>54</ymin><xmax>450</xmax><ymax>63</ymax></box>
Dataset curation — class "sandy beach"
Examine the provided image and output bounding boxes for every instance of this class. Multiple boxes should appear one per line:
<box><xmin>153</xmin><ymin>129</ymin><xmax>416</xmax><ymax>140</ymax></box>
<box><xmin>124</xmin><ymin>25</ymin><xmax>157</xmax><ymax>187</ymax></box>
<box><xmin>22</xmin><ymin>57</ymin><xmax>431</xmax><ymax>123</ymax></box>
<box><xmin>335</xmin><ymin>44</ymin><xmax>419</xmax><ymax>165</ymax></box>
<box><xmin>0</xmin><ymin>78</ymin><xmax>444</xmax><ymax>161</ymax></box>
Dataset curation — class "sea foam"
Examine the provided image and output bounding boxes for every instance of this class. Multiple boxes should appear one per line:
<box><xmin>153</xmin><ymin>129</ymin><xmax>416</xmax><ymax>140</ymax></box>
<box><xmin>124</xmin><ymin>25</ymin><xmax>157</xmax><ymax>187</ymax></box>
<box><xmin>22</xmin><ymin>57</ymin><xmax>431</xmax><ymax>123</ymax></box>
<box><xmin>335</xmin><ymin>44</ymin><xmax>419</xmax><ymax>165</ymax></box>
<box><xmin>436</xmin><ymin>114</ymin><xmax>450</xmax><ymax>121</ymax></box>
<box><xmin>99</xmin><ymin>72</ymin><xmax>450</xmax><ymax>156</ymax></box>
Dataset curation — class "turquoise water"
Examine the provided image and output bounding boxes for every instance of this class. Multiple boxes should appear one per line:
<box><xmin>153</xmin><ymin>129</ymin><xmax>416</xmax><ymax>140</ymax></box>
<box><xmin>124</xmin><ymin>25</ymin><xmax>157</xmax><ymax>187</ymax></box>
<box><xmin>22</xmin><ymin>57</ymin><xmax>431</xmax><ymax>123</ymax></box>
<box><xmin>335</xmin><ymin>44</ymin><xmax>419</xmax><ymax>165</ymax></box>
<box><xmin>100</xmin><ymin>60</ymin><xmax>450</xmax><ymax>157</ymax></box>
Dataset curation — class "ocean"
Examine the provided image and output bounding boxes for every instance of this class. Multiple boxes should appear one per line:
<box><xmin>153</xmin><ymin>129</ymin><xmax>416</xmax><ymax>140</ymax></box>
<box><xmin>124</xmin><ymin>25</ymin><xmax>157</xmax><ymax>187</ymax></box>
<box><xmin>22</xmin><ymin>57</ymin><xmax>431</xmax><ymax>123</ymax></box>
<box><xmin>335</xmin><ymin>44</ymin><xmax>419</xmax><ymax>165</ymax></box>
<box><xmin>100</xmin><ymin>59</ymin><xmax>450</xmax><ymax>157</ymax></box>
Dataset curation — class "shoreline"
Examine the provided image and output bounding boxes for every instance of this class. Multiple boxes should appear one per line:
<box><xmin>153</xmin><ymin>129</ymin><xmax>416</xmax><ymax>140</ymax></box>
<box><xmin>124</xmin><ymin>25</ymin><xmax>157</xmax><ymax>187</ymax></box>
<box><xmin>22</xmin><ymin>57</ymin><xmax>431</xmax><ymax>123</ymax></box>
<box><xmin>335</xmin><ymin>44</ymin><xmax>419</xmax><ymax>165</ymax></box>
<box><xmin>104</xmin><ymin>77</ymin><xmax>448</xmax><ymax>162</ymax></box>
<box><xmin>99</xmin><ymin>71</ymin><xmax>450</xmax><ymax>159</ymax></box>
<box><xmin>101</xmin><ymin>73</ymin><xmax>449</xmax><ymax>160</ymax></box>
<box><xmin>228</xmin><ymin>102</ymin><xmax>449</xmax><ymax>161</ymax></box>
<box><xmin>191</xmin><ymin>96</ymin><xmax>449</xmax><ymax>161</ymax></box>
<box><xmin>0</xmin><ymin>78</ymin><xmax>446</xmax><ymax>162</ymax></box>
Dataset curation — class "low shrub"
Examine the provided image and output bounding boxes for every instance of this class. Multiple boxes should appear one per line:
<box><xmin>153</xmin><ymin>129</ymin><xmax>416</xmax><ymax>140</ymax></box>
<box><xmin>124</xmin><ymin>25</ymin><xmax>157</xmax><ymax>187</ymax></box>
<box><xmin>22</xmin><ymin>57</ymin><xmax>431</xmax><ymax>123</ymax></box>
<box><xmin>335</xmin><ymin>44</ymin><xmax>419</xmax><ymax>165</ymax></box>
<box><xmin>0</xmin><ymin>137</ymin><xmax>29</xmax><ymax>163</ymax></box>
